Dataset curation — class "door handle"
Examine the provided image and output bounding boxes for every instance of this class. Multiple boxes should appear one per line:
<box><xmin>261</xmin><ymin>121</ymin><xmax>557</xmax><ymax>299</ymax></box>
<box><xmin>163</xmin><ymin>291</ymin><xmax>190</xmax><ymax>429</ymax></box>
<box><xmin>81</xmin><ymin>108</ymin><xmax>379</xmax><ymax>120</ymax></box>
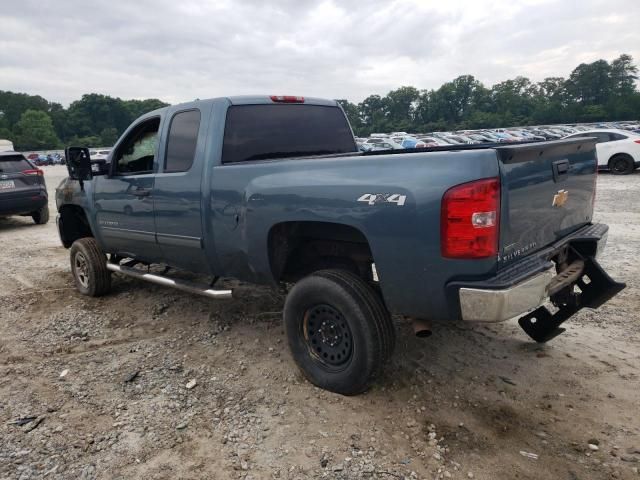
<box><xmin>131</xmin><ymin>188</ymin><xmax>151</xmax><ymax>197</ymax></box>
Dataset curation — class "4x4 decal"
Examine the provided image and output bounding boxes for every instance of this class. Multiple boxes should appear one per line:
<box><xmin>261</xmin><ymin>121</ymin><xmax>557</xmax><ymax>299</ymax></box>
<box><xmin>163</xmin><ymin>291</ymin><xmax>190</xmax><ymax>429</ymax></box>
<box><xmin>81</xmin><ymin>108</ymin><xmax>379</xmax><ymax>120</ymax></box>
<box><xmin>357</xmin><ymin>193</ymin><xmax>407</xmax><ymax>206</ymax></box>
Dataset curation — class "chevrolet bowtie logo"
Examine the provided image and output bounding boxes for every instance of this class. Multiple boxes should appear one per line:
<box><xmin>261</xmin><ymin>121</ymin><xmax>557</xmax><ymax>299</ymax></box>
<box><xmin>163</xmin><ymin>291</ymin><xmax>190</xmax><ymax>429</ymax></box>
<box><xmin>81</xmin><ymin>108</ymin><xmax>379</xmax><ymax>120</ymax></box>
<box><xmin>552</xmin><ymin>189</ymin><xmax>569</xmax><ymax>207</ymax></box>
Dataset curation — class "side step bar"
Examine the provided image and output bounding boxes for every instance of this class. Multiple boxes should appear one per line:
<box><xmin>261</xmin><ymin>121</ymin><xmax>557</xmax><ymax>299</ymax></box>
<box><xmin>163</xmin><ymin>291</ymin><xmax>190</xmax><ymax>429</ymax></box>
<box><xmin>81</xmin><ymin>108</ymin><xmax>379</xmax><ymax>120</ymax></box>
<box><xmin>106</xmin><ymin>263</ymin><xmax>232</xmax><ymax>300</ymax></box>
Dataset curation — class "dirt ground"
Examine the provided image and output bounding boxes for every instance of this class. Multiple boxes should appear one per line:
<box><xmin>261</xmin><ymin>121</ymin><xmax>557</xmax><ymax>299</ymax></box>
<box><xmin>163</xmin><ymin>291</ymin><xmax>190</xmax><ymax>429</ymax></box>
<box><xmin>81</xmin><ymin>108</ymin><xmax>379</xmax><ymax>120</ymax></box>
<box><xmin>1</xmin><ymin>165</ymin><xmax>639</xmax><ymax>480</ymax></box>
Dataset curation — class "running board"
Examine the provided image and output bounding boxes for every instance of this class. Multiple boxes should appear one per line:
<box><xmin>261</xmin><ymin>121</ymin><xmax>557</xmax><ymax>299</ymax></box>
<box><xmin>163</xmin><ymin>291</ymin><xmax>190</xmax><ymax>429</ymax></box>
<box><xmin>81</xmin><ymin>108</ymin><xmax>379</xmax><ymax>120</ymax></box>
<box><xmin>106</xmin><ymin>263</ymin><xmax>232</xmax><ymax>299</ymax></box>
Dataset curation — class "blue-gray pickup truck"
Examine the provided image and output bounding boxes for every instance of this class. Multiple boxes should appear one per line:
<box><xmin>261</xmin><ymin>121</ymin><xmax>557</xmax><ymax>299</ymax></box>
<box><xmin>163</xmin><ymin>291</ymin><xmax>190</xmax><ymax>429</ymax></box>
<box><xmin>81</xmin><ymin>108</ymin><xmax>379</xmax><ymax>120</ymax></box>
<box><xmin>55</xmin><ymin>95</ymin><xmax>625</xmax><ymax>395</ymax></box>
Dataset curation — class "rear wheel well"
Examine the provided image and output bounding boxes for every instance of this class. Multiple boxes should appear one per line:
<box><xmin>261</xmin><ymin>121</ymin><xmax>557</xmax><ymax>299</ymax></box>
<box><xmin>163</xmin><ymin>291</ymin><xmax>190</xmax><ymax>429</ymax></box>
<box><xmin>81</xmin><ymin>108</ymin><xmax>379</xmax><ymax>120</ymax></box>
<box><xmin>59</xmin><ymin>205</ymin><xmax>93</xmax><ymax>248</ymax></box>
<box><xmin>268</xmin><ymin>222</ymin><xmax>374</xmax><ymax>283</ymax></box>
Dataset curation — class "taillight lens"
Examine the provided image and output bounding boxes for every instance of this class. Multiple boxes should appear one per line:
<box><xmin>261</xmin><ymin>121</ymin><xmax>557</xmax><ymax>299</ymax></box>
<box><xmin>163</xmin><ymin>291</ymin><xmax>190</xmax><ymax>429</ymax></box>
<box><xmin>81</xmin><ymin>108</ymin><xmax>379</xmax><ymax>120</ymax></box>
<box><xmin>270</xmin><ymin>95</ymin><xmax>305</xmax><ymax>103</ymax></box>
<box><xmin>22</xmin><ymin>169</ymin><xmax>43</xmax><ymax>176</ymax></box>
<box><xmin>441</xmin><ymin>178</ymin><xmax>500</xmax><ymax>259</ymax></box>
<box><xmin>634</xmin><ymin>139</ymin><xmax>640</xmax><ymax>144</ymax></box>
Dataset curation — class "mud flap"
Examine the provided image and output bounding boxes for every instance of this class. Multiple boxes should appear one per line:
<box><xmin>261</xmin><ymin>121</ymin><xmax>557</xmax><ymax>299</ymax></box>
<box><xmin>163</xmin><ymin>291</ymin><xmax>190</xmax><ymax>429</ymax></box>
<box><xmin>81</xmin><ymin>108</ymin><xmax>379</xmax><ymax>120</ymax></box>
<box><xmin>518</xmin><ymin>256</ymin><xmax>625</xmax><ymax>343</ymax></box>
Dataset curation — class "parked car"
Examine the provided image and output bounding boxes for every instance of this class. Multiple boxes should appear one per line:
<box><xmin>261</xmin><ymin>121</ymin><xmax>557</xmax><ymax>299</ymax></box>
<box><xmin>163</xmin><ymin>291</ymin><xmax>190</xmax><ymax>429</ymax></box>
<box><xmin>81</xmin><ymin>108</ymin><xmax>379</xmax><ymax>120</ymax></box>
<box><xmin>399</xmin><ymin>137</ymin><xmax>427</xmax><ymax>148</ymax></box>
<box><xmin>90</xmin><ymin>149</ymin><xmax>112</xmax><ymax>161</ymax></box>
<box><xmin>0</xmin><ymin>152</ymin><xmax>49</xmax><ymax>224</ymax></box>
<box><xmin>418</xmin><ymin>137</ymin><xmax>450</xmax><ymax>147</ymax></box>
<box><xmin>564</xmin><ymin>129</ymin><xmax>640</xmax><ymax>174</ymax></box>
<box><xmin>56</xmin><ymin>95</ymin><xmax>624</xmax><ymax>395</ymax></box>
<box><xmin>363</xmin><ymin>138</ymin><xmax>404</xmax><ymax>149</ymax></box>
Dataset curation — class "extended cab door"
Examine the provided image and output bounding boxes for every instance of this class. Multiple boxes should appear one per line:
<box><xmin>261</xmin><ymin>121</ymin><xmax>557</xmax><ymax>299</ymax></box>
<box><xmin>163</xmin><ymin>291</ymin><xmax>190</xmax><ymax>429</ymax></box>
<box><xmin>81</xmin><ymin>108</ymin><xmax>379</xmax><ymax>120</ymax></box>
<box><xmin>152</xmin><ymin>106</ymin><xmax>211</xmax><ymax>274</ymax></box>
<box><xmin>93</xmin><ymin>116</ymin><xmax>163</xmax><ymax>262</ymax></box>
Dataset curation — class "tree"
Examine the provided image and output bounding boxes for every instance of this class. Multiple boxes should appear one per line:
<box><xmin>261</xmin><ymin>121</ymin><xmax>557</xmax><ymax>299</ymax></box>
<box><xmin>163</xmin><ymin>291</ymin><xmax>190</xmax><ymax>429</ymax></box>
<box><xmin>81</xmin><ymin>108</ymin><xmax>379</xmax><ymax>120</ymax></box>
<box><xmin>13</xmin><ymin>110</ymin><xmax>61</xmax><ymax>150</ymax></box>
<box><xmin>99</xmin><ymin>127</ymin><xmax>119</xmax><ymax>146</ymax></box>
<box><xmin>610</xmin><ymin>54</ymin><xmax>638</xmax><ymax>97</ymax></box>
<box><xmin>385</xmin><ymin>86</ymin><xmax>420</xmax><ymax>129</ymax></box>
<box><xmin>566</xmin><ymin>60</ymin><xmax>612</xmax><ymax>105</ymax></box>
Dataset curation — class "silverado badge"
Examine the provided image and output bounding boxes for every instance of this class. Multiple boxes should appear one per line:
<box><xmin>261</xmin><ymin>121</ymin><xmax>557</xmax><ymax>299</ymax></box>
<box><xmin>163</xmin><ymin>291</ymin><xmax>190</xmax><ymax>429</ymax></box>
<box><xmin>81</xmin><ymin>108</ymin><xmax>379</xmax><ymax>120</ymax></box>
<box><xmin>552</xmin><ymin>189</ymin><xmax>569</xmax><ymax>207</ymax></box>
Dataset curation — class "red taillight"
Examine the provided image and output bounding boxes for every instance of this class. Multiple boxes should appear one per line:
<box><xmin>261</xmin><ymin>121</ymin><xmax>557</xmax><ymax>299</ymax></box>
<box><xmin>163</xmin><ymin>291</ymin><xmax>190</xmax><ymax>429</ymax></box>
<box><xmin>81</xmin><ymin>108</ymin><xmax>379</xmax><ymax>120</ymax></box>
<box><xmin>270</xmin><ymin>95</ymin><xmax>305</xmax><ymax>103</ymax></box>
<box><xmin>441</xmin><ymin>178</ymin><xmax>500</xmax><ymax>259</ymax></box>
<box><xmin>634</xmin><ymin>139</ymin><xmax>640</xmax><ymax>144</ymax></box>
<box><xmin>22</xmin><ymin>169</ymin><xmax>43</xmax><ymax>176</ymax></box>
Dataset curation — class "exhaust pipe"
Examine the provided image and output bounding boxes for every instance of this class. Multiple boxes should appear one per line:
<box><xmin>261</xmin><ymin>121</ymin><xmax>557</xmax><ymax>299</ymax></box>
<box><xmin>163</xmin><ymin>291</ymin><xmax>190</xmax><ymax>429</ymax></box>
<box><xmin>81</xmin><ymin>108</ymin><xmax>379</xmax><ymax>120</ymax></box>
<box><xmin>411</xmin><ymin>318</ymin><xmax>433</xmax><ymax>338</ymax></box>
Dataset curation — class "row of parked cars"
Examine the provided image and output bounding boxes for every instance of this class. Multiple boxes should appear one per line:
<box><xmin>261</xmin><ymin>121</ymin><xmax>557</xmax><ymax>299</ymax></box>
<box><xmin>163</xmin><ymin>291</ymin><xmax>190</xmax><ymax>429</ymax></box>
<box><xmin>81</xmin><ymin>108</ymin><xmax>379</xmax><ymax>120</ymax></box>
<box><xmin>356</xmin><ymin>121</ymin><xmax>640</xmax><ymax>175</ymax></box>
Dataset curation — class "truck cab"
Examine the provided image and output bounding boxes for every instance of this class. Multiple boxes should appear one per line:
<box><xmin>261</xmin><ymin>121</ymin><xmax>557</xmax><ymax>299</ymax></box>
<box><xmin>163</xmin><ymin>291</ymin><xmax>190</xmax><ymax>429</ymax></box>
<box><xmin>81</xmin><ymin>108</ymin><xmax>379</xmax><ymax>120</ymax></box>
<box><xmin>56</xmin><ymin>95</ymin><xmax>624</xmax><ymax>396</ymax></box>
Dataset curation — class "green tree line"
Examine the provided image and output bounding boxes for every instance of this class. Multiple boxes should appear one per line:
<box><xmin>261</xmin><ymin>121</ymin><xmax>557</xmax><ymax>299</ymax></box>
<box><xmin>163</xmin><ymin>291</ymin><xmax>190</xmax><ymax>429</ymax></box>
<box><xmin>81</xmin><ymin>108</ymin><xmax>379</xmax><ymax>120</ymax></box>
<box><xmin>338</xmin><ymin>53</ymin><xmax>639</xmax><ymax>136</ymax></box>
<box><xmin>0</xmin><ymin>93</ymin><xmax>168</xmax><ymax>151</ymax></box>
<box><xmin>1</xmin><ymin>54</ymin><xmax>638</xmax><ymax>150</ymax></box>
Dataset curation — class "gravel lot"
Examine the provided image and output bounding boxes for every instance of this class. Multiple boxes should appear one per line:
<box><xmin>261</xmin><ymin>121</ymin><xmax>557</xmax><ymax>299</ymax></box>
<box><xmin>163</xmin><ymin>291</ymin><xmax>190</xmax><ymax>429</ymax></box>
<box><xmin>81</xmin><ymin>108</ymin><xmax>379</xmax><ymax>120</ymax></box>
<box><xmin>1</xmin><ymin>165</ymin><xmax>639</xmax><ymax>480</ymax></box>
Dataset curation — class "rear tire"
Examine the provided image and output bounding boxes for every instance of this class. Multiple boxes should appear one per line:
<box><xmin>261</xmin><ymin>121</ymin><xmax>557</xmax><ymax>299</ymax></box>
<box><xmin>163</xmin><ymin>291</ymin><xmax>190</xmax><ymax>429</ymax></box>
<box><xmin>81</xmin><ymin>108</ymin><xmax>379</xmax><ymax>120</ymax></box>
<box><xmin>32</xmin><ymin>205</ymin><xmax>49</xmax><ymax>225</ymax></box>
<box><xmin>70</xmin><ymin>238</ymin><xmax>111</xmax><ymax>296</ymax></box>
<box><xmin>284</xmin><ymin>269</ymin><xmax>395</xmax><ymax>395</ymax></box>
<box><xmin>608</xmin><ymin>155</ymin><xmax>635</xmax><ymax>175</ymax></box>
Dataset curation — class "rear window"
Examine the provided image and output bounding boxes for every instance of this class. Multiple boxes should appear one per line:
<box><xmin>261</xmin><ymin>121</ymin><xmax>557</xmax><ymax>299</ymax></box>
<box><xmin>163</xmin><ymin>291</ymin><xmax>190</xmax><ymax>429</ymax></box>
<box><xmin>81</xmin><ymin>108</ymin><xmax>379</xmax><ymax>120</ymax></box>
<box><xmin>165</xmin><ymin>109</ymin><xmax>201</xmax><ymax>172</ymax></box>
<box><xmin>221</xmin><ymin>104</ymin><xmax>356</xmax><ymax>164</ymax></box>
<box><xmin>0</xmin><ymin>155</ymin><xmax>31</xmax><ymax>173</ymax></box>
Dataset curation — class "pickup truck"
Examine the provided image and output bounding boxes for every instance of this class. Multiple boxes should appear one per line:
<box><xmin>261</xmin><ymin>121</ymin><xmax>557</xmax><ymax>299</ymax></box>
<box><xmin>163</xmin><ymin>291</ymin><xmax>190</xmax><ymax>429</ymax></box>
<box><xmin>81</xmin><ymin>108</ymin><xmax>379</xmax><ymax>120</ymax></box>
<box><xmin>56</xmin><ymin>95</ymin><xmax>625</xmax><ymax>395</ymax></box>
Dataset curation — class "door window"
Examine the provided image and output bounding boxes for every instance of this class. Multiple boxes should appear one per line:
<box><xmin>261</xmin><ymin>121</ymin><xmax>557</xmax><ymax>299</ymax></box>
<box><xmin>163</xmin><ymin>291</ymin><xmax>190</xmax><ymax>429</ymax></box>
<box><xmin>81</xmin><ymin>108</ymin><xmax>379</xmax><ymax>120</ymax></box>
<box><xmin>592</xmin><ymin>132</ymin><xmax>612</xmax><ymax>143</ymax></box>
<box><xmin>114</xmin><ymin>117</ymin><xmax>160</xmax><ymax>175</ymax></box>
<box><xmin>164</xmin><ymin>110</ymin><xmax>201</xmax><ymax>172</ymax></box>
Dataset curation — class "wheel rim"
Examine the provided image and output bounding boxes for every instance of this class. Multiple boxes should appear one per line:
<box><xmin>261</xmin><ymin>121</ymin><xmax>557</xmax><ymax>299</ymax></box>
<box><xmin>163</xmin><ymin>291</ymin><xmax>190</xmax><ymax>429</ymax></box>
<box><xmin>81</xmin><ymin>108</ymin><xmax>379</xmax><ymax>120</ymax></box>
<box><xmin>74</xmin><ymin>252</ymin><xmax>90</xmax><ymax>288</ymax></box>
<box><xmin>303</xmin><ymin>304</ymin><xmax>353</xmax><ymax>368</ymax></box>
<box><xmin>612</xmin><ymin>158</ymin><xmax>629</xmax><ymax>173</ymax></box>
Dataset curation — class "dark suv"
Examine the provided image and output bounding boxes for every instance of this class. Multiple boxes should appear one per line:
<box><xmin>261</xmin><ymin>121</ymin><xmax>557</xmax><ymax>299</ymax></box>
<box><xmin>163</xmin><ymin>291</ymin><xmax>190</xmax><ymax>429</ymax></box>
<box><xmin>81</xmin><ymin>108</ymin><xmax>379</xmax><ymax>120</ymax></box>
<box><xmin>0</xmin><ymin>152</ymin><xmax>49</xmax><ymax>224</ymax></box>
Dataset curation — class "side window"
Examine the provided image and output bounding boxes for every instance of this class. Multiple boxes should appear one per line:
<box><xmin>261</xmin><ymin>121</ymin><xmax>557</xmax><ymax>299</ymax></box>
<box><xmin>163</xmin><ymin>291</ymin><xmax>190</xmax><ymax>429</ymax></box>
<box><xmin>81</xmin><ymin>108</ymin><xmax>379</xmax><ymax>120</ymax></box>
<box><xmin>593</xmin><ymin>132</ymin><xmax>611</xmax><ymax>143</ymax></box>
<box><xmin>164</xmin><ymin>110</ymin><xmax>201</xmax><ymax>173</ymax></box>
<box><xmin>610</xmin><ymin>133</ymin><xmax>627</xmax><ymax>141</ymax></box>
<box><xmin>114</xmin><ymin>117</ymin><xmax>160</xmax><ymax>175</ymax></box>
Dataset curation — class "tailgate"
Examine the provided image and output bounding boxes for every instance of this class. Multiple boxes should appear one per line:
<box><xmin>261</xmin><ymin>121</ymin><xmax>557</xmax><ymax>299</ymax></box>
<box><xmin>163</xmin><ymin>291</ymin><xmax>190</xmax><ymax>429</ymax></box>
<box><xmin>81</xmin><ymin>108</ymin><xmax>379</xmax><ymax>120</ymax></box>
<box><xmin>496</xmin><ymin>138</ymin><xmax>597</xmax><ymax>267</ymax></box>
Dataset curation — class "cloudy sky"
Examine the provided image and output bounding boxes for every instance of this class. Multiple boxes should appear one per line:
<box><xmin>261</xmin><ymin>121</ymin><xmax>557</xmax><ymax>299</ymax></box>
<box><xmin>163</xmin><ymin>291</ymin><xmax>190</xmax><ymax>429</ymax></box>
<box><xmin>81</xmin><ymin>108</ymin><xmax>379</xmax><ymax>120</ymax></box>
<box><xmin>1</xmin><ymin>0</ymin><xmax>639</xmax><ymax>106</ymax></box>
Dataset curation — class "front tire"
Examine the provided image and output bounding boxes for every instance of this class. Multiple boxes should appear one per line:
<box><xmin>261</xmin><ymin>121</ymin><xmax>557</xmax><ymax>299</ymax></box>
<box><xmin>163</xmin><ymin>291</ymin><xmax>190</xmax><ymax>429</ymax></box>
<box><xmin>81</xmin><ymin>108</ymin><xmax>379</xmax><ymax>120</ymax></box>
<box><xmin>608</xmin><ymin>155</ymin><xmax>635</xmax><ymax>175</ymax></box>
<box><xmin>32</xmin><ymin>205</ymin><xmax>49</xmax><ymax>224</ymax></box>
<box><xmin>284</xmin><ymin>269</ymin><xmax>395</xmax><ymax>395</ymax></box>
<box><xmin>70</xmin><ymin>238</ymin><xmax>111</xmax><ymax>296</ymax></box>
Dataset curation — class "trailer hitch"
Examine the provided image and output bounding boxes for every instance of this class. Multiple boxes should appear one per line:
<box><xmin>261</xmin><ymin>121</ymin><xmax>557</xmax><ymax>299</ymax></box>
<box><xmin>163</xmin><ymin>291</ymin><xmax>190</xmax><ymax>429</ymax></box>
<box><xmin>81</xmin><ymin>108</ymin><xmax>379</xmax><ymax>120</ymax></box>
<box><xmin>518</xmin><ymin>256</ymin><xmax>625</xmax><ymax>343</ymax></box>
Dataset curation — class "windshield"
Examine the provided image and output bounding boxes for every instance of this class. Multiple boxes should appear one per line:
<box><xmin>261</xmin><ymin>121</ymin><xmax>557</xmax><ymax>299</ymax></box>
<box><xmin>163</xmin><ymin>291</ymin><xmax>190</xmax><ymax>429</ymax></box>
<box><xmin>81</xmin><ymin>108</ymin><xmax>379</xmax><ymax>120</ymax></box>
<box><xmin>222</xmin><ymin>104</ymin><xmax>357</xmax><ymax>163</ymax></box>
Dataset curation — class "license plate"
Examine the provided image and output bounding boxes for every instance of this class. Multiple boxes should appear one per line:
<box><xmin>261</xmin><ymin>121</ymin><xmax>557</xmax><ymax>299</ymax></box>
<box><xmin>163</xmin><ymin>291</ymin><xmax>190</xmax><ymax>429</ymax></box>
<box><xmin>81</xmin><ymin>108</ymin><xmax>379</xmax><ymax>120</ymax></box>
<box><xmin>0</xmin><ymin>180</ymin><xmax>15</xmax><ymax>190</ymax></box>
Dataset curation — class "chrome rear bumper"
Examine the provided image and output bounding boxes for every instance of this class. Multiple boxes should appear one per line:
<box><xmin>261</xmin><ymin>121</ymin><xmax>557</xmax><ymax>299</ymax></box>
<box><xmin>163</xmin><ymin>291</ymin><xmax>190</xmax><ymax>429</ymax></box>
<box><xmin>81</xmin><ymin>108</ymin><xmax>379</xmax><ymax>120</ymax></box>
<box><xmin>459</xmin><ymin>267</ymin><xmax>555</xmax><ymax>322</ymax></box>
<box><xmin>457</xmin><ymin>224</ymin><xmax>610</xmax><ymax>322</ymax></box>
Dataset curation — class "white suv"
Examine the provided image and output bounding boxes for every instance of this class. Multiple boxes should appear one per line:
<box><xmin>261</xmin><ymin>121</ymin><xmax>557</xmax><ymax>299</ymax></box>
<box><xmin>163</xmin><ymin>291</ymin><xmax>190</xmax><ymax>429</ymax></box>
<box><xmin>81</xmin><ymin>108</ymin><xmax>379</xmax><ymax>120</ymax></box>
<box><xmin>565</xmin><ymin>129</ymin><xmax>640</xmax><ymax>175</ymax></box>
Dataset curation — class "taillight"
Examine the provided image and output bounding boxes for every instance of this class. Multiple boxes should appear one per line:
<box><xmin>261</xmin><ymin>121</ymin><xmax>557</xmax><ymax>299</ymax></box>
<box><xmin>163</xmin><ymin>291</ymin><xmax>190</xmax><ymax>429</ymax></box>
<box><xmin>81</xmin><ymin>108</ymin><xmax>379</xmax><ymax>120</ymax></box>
<box><xmin>22</xmin><ymin>169</ymin><xmax>43</xmax><ymax>176</ymax></box>
<box><xmin>441</xmin><ymin>178</ymin><xmax>500</xmax><ymax>259</ymax></box>
<box><xmin>634</xmin><ymin>139</ymin><xmax>640</xmax><ymax>144</ymax></box>
<box><xmin>270</xmin><ymin>95</ymin><xmax>305</xmax><ymax>103</ymax></box>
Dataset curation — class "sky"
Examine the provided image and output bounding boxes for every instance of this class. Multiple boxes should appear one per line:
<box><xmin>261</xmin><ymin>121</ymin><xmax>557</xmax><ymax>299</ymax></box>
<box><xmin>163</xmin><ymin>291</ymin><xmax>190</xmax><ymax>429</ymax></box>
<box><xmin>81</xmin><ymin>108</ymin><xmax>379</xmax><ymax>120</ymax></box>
<box><xmin>1</xmin><ymin>0</ymin><xmax>639</xmax><ymax>106</ymax></box>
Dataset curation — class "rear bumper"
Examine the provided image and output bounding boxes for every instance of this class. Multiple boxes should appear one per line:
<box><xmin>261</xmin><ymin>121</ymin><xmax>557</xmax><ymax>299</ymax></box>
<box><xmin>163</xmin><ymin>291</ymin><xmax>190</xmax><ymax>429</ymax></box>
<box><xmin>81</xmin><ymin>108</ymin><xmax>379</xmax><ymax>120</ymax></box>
<box><xmin>459</xmin><ymin>267</ymin><xmax>556</xmax><ymax>322</ymax></box>
<box><xmin>451</xmin><ymin>223</ymin><xmax>611</xmax><ymax>322</ymax></box>
<box><xmin>0</xmin><ymin>190</ymin><xmax>47</xmax><ymax>216</ymax></box>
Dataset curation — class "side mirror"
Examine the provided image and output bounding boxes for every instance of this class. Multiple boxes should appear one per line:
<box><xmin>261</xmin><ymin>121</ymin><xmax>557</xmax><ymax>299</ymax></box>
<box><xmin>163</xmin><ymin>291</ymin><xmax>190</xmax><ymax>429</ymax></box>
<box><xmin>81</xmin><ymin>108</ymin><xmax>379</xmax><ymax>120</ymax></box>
<box><xmin>65</xmin><ymin>147</ymin><xmax>93</xmax><ymax>183</ymax></box>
